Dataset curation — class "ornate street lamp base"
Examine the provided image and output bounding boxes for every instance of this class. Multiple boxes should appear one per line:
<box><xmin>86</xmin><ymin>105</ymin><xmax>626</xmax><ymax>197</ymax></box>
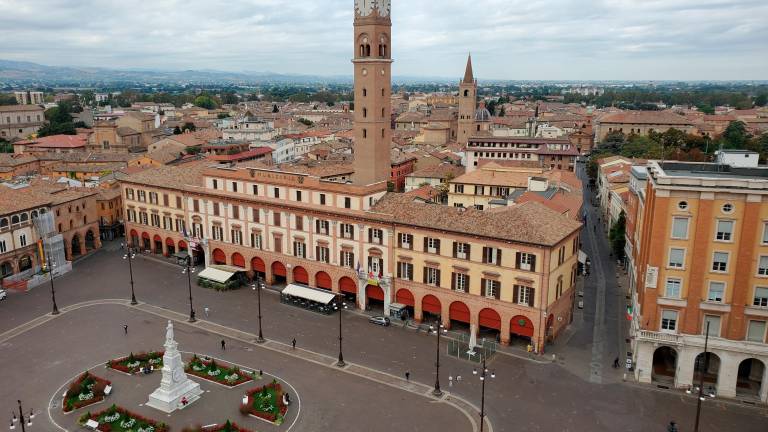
<box><xmin>336</xmin><ymin>360</ymin><xmax>346</xmax><ymax>368</ymax></box>
<box><xmin>432</xmin><ymin>388</ymin><xmax>443</xmax><ymax>397</ymax></box>
<box><xmin>256</xmin><ymin>337</ymin><xmax>265</xmax><ymax>344</ymax></box>
<box><xmin>51</xmin><ymin>309</ymin><xmax>60</xmax><ymax>316</ymax></box>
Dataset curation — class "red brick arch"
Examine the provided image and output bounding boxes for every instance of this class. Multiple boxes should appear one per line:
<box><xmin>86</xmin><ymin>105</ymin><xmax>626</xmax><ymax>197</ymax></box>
<box><xmin>212</xmin><ymin>248</ymin><xmax>226</xmax><ymax>265</ymax></box>
<box><xmin>510</xmin><ymin>315</ymin><xmax>534</xmax><ymax>338</ymax></box>
<box><xmin>251</xmin><ymin>257</ymin><xmax>266</xmax><ymax>273</ymax></box>
<box><xmin>366</xmin><ymin>284</ymin><xmax>384</xmax><ymax>301</ymax></box>
<box><xmin>231</xmin><ymin>252</ymin><xmax>245</xmax><ymax>268</ymax></box>
<box><xmin>422</xmin><ymin>295</ymin><xmax>441</xmax><ymax>315</ymax></box>
<box><xmin>339</xmin><ymin>276</ymin><xmax>357</xmax><ymax>294</ymax></box>
<box><xmin>449</xmin><ymin>301</ymin><xmax>471</xmax><ymax>324</ymax></box>
<box><xmin>479</xmin><ymin>308</ymin><xmax>501</xmax><ymax>330</ymax></box>
<box><xmin>272</xmin><ymin>261</ymin><xmax>287</xmax><ymax>277</ymax></box>
<box><xmin>316</xmin><ymin>271</ymin><xmax>332</xmax><ymax>290</ymax></box>
<box><xmin>396</xmin><ymin>289</ymin><xmax>414</xmax><ymax>306</ymax></box>
<box><xmin>293</xmin><ymin>266</ymin><xmax>309</xmax><ymax>284</ymax></box>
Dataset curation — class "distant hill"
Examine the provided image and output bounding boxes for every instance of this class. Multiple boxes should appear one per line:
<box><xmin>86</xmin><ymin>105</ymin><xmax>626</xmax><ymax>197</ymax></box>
<box><xmin>0</xmin><ymin>59</ymin><xmax>355</xmax><ymax>85</ymax></box>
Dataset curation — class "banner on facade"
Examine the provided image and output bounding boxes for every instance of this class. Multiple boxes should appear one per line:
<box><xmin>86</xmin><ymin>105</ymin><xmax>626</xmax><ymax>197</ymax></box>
<box><xmin>645</xmin><ymin>266</ymin><xmax>658</xmax><ymax>288</ymax></box>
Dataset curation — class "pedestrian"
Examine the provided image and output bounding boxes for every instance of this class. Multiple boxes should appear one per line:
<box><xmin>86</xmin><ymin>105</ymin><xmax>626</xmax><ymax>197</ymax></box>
<box><xmin>292</xmin><ymin>338</ymin><xmax>296</xmax><ymax>350</ymax></box>
<box><xmin>204</xmin><ymin>307</ymin><xmax>210</xmax><ymax>318</ymax></box>
<box><xmin>667</xmin><ymin>421</ymin><xmax>678</xmax><ymax>432</ymax></box>
<box><xmin>405</xmin><ymin>371</ymin><xmax>410</xmax><ymax>381</ymax></box>
<box><xmin>221</xmin><ymin>339</ymin><xmax>226</xmax><ymax>350</ymax></box>
<box><xmin>613</xmin><ymin>357</ymin><xmax>620</xmax><ymax>368</ymax></box>
<box><xmin>456</xmin><ymin>375</ymin><xmax>462</xmax><ymax>382</ymax></box>
<box><xmin>259</xmin><ymin>369</ymin><xmax>263</xmax><ymax>378</ymax></box>
<box><xmin>449</xmin><ymin>375</ymin><xmax>453</xmax><ymax>387</ymax></box>
<box><xmin>123</xmin><ymin>324</ymin><xmax>128</xmax><ymax>335</ymax></box>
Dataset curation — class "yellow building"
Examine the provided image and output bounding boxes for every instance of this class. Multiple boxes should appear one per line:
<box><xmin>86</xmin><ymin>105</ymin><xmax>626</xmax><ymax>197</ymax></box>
<box><xmin>631</xmin><ymin>161</ymin><xmax>768</xmax><ymax>403</ymax></box>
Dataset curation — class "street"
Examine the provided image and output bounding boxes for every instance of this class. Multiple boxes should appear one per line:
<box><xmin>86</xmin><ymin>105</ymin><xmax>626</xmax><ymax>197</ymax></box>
<box><xmin>0</xmin><ymin>220</ymin><xmax>766</xmax><ymax>431</ymax></box>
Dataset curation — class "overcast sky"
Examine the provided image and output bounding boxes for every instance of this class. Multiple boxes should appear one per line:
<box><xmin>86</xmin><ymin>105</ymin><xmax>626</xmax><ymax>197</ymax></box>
<box><xmin>1</xmin><ymin>0</ymin><xmax>766</xmax><ymax>80</ymax></box>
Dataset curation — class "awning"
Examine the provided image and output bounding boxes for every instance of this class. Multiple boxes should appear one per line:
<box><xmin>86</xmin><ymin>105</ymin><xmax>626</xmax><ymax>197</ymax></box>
<box><xmin>282</xmin><ymin>284</ymin><xmax>336</xmax><ymax>305</ymax></box>
<box><xmin>173</xmin><ymin>251</ymin><xmax>189</xmax><ymax>259</ymax></box>
<box><xmin>197</xmin><ymin>266</ymin><xmax>237</xmax><ymax>284</ymax></box>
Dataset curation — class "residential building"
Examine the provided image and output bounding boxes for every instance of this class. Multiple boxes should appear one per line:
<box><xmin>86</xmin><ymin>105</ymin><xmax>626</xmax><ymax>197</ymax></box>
<box><xmin>0</xmin><ymin>105</ymin><xmax>46</xmax><ymax>140</ymax></box>
<box><xmin>631</xmin><ymin>161</ymin><xmax>768</xmax><ymax>403</ymax></box>
<box><xmin>594</xmin><ymin>111</ymin><xmax>696</xmax><ymax>142</ymax></box>
<box><xmin>465</xmin><ymin>137</ymin><xmax>579</xmax><ymax>173</ymax></box>
<box><xmin>404</xmin><ymin>163</ymin><xmax>465</xmax><ymax>193</ymax></box>
<box><xmin>14</xmin><ymin>91</ymin><xmax>45</xmax><ymax>105</ymax></box>
<box><xmin>390</xmin><ymin>154</ymin><xmax>417</xmax><ymax>192</ymax></box>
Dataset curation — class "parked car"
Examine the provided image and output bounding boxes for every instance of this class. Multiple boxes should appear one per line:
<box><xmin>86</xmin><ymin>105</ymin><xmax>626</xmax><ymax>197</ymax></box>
<box><xmin>0</xmin><ymin>289</ymin><xmax>7</xmax><ymax>301</ymax></box>
<box><xmin>368</xmin><ymin>316</ymin><xmax>390</xmax><ymax>326</ymax></box>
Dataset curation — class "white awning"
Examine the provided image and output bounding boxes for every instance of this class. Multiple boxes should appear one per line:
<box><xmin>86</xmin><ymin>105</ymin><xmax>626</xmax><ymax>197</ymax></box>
<box><xmin>578</xmin><ymin>250</ymin><xmax>588</xmax><ymax>264</ymax></box>
<box><xmin>282</xmin><ymin>284</ymin><xmax>336</xmax><ymax>305</ymax></box>
<box><xmin>197</xmin><ymin>267</ymin><xmax>237</xmax><ymax>284</ymax></box>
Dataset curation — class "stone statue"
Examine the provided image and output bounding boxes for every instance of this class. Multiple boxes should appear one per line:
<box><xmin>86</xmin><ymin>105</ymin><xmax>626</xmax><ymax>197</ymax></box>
<box><xmin>147</xmin><ymin>320</ymin><xmax>202</xmax><ymax>413</ymax></box>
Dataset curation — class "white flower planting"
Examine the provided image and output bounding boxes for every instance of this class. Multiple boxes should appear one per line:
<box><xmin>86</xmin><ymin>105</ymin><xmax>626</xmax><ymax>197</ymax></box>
<box><xmin>207</xmin><ymin>369</ymin><xmax>221</xmax><ymax>377</ymax></box>
<box><xmin>120</xmin><ymin>418</ymin><xmax>136</xmax><ymax>428</ymax></box>
<box><xmin>225</xmin><ymin>373</ymin><xmax>239</xmax><ymax>381</ymax></box>
<box><xmin>77</xmin><ymin>392</ymin><xmax>94</xmax><ymax>401</ymax></box>
<box><xmin>103</xmin><ymin>412</ymin><xmax>120</xmax><ymax>423</ymax></box>
<box><xmin>127</xmin><ymin>361</ymin><xmax>141</xmax><ymax>368</ymax></box>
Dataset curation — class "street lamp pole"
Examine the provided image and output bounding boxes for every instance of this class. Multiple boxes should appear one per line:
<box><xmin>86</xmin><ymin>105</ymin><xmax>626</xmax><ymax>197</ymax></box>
<box><xmin>252</xmin><ymin>278</ymin><xmax>265</xmax><ymax>343</ymax></box>
<box><xmin>123</xmin><ymin>245</ymin><xmax>137</xmax><ymax>305</ymax></box>
<box><xmin>473</xmin><ymin>356</ymin><xmax>495</xmax><ymax>432</ymax></box>
<box><xmin>46</xmin><ymin>252</ymin><xmax>59</xmax><ymax>316</ymax></box>
<box><xmin>430</xmin><ymin>319</ymin><xmax>446</xmax><ymax>396</ymax></box>
<box><xmin>334</xmin><ymin>293</ymin><xmax>346</xmax><ymax>367</ymax></box>
<box><xmin>10</xmin><ymin>399</ymin><xmax>34</xmax><ymax>431</ymax></box>
<box><xmin>182</xmin><ymin>261</ymin><xmax>196</xmax><ymax>323</ymax></box>
<box><xmin>693</xmin><ymin>321</ymin><xmax>711</xmax><ymax>432</ymax></box>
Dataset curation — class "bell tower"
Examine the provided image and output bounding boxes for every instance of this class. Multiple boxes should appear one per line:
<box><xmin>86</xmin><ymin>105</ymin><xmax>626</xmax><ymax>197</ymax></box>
<box><xmin>353</xmin><ymin>0</ymin><xmax>392</xmax><ymax>186</ymax></box>
<box><xmin>458</xmin><ymin>54</ymin><xmax>477</xmax><ymax>146</ymax></box>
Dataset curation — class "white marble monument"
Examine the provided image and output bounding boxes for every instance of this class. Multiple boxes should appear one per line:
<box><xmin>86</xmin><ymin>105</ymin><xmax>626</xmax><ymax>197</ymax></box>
<box><xmin>147</xmin><ymin>321</ymin><xmax>203</xmax><ymax>413</ymax></box>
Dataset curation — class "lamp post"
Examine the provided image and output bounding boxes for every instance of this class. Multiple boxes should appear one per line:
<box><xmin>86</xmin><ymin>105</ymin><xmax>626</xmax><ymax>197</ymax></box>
<box><xmin>9</xmin><ymin>400</ymin><xmax>34</xmax><ymax>431</ymax></box>
<box><xmin>122</xmin><ymin>244</ymin><xmax>138</xmax><ymax>305</ymax></box>
<box><xmin>252</xmin><ymin>277</ymin><xmax>265</xmax><ymax>343</ymax></box>
<box><xmin>181</xmin><ymin>260</ymin><xmax>196</xmax><ymax>323</ymax></box>
<box><xmin>693</xmin><ymin>321</ymin><xmax>712</xmax><ymax>432</ymax></box>
<box><xmin>333</xmin><ymin>293</ymin><xmax>347</xmax><ymax>367</ymax></box>
<box><xmin>46</xmin><ymin>253</ymin><xmax>59</xmax><ymax>316</ymax></box>
<box><xmin>473</xmin><ymin>356</ymin><xmax>495</xmax><ymax>432</ymax></box>
<box><xmin>429</xmin><ymin>320</ymin><xmax>447</xmax><ymax>396</ymax></box>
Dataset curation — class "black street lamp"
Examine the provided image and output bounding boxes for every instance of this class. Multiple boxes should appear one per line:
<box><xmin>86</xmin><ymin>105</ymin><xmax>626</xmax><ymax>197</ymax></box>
<box><xmin>473</xmin><ymin>356</ymin><xmax>495</xmax><ymax>432</ymax></box>
<box><xmin>333</xmin><ymin>293</ymin><xmax>347</xmax><ymax>367</ymax></box>
<box><xmin>252</xmin><ymin>277</ymin><xmax>265</xmax><ymax>343</ymax></box>
<box><xmin>9</xmin><ymin>400</ymin><xmax>34</xmax><ymax>431</ymax></box>
<box><xmin>429</xmin><ymin>320</ymin><xmax>447</xmax><ymax>396</ymax></box>
<box><xmin>181</xmin><ymin>261</ymin><xmax>196</xmax><ymax>323</ymax></box>
<box><xmin>122</xmin><ymin>244</ymin><xmax>138</xmax><ymax>305</ymax></box>
<box><xmin>46</xmin><ymin>253</ymin><xmax>59</xmax><ymax>316</ymax></box>
<box><xmin>692</xmin><ymin>321</ymin><xmax>714</xmax><ymax>432</ymax></box>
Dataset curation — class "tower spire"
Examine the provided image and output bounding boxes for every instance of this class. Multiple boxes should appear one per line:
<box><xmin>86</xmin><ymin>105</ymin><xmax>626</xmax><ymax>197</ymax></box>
<box><xmin>463</xmin><ymin>53</ymin><xmax>474</xmax><ymax>84</ymax></box>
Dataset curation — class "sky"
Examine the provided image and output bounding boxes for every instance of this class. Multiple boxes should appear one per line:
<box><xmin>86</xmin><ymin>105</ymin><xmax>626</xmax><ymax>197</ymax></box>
<box><xmin>0</xmin><ymin>0</ymin><xmax>767</xmax><ymax>81</ymax></box>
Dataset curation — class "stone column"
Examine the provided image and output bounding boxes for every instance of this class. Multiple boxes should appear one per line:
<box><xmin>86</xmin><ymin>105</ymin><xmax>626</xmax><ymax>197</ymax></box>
<box><xmin>760</xmin><ymin>362</ymin><xmax>768</xmax><ymax>403</ymax></box>
<box><xmin>382</xmin><ymin>279</ymin><xmax>391</xmax><ymax>317</ymax></box>
<box><xmin>357</xmin><ymin>276</ymin><xmax>367</xmax><ymax>311</ymax></box>
<box><xmin>716</xmin><ymin>352</ymin><xmax>738</xmax><ymax>398</ymax></box>
<box><xmin>676</xmin><ymin>347</ymin><xmax>698</xmax><ymax>389</ymax></box>
<box><xmin>440</xmin><ymin>301</ymin><xmax>451</xmax><ymax>329</ymax></box>
<box><xmin>634</xmin><ymin>341</ymin><xmax>655</xmax><ymax>384</ymax></box>
<box><xmin>414</xmin><ymin>297</ymin><xmax>423</xmax><ymax>323</ymax></box>
<box><xmin>500</xmin><ymin>315</ymin><xmax>511</xmax><ymax>346</ymax></box>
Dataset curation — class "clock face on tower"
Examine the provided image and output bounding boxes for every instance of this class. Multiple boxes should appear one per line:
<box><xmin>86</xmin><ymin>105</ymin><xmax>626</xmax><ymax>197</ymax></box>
<box><xmin>355</xmin><ymin>0</ymin><xmax>374</xmax><ymax>16</ymax></box>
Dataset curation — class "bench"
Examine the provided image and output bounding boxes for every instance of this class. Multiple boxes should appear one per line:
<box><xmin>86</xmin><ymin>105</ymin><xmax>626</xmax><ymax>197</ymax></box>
<box><xmin>104</xmin><ymin>385</ymin><xmax>112</xmax><ymax>396</ymax></box>
<box><xmin>85</xmin><ymin>419</ymin><xmax>99</xmax><ymax>430</ymax></box>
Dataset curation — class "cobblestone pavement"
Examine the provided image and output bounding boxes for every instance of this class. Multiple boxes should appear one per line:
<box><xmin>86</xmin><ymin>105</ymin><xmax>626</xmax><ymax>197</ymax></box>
<box><xmin>1</xmin><ymin>241</ymin><xmax>766</xmax><ymax>431</ymax></box>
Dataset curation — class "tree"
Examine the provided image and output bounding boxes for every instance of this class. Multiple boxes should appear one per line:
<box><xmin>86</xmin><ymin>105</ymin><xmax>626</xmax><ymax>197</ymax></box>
<box><xmin>498</xmin><ymin>106</ymin><xmax>506</xmax><ymax>117</ymax></box>
<box><xmin>185</xmin><ymin>146</ymin><xmax>202</xmax><ymax>155</ymax></box>
<box><xmin>272</xmin><ymin>104</ymin><xmax>279</xmax><ymax>113</ymax></box>
<box><xmin>38</xmin><ymin>102</ymin><xmax>77</xmax><ymax>137</ymax></box>
<box><xmin>217</xmin><ymin>113</ymin><xmax>229</xmax><ymax>119</ymax></box>
<box><xmin>720</xmin><ymin>121</ymin><xmax>751</xmax><ymax>149</ymax></box>
<box><xmin>755</xmin><ymin>94</ymin><xmax>768</xmax><ymax>107</ymax></box>
<box><xmin>609</xmin><ymin>211</ymin><xmax>626</xmax><ymax>261</ymax></box>
<box><xmin>193</xmin><ymin>95</ymin><xmax>217</xmax><ymax>110</ymax></box>
<box><xmin>0</xmin><ymin>93</ymin><xmax>18</xmax><ymax>105</ymax></box>
<box><xmin>173</xmin><ymin>126</ymin><xmax>182</xmax><ymax>135</ymax></box>
<box><xmin>220</xmin><ymin>91</ymin><xmax>238</xmax><ymax>105</ymax></box>
<box><xmin>182</xmin><ymin>122</ymin><xmax>196</xmax><ymax>133</ymax></box>
<box><xmin>298</xmin><ymin>118</ymin><xmax>313</xmax><ymax>127</ymax></box>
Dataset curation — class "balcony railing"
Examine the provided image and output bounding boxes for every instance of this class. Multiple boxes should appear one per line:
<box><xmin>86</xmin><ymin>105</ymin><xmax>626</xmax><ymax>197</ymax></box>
<box><xmin>637</xmin><ymin>330</ymin><xmax>682</xmax><ymax>344</ymax></box>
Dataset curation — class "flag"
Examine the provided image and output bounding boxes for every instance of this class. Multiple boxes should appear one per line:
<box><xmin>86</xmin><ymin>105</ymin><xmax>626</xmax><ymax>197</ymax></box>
<box><xmin>626</xmin><ymin>305</ymin><xmax>633</xmax><ymax>321</ymax></box>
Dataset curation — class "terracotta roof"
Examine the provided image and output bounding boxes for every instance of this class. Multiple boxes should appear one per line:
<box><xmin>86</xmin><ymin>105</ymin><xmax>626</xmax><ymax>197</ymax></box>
<box><xmin>116</xmin><ymin>126</ymin><xmax>140</xmax><ymax>136</ymax></box>
<box><xmin>396</xmin><ymin>112</ymin><xmax>427</xmax><ymax>123</ymax></box>
<box><xmin>207</xmin><ymin>147</ymin><xmax>273</xmax><ymax>162</ymax></box>
<box><xmin>0</xmin><ymin>180</ymin><xmax>97</xmax><ymax>215</ymax></box>
<box><xmin>371</xmin><ymin>194</ymin><xmax>581</xmax><ymax>246</ymax></box>
<box><xmin>0</xmin><ymin>104</ymin><xmax>44</xmax><ymax>112</ymax></box>
<box><xmin>598</xmin><ymin>111</ymin><xmax>693</xmax><ymax>126</ymax></box>
<box><xmin>404</xmin><ymin>185</ymin><xmax>438</xmax><ymax>202</ymax></box>
<box><xmin>409</xmin><ymin>163</ymin><xmax>465</xmax><ymax>180</ymax></box>
<box><xmin>15</xmin><ymin>134</ymin><xmax>89</xmax><ymax>149</ymax></box>
<box><xmin>121</xmin><ymin>161</ymin><xmax>209</xmax><ymax>190</ymax></box>
<box><xmin>0</xmin><ymin>153</ymin><xmax>38</xmax><ymax>167</ymax></box>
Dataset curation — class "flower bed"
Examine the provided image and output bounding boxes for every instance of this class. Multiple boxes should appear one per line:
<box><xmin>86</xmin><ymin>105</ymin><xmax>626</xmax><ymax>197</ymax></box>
<box><xmin>240</xmin><ymin>381</ymin><xmax>288</xmax><ymax>425</ymax></box>
<box><xmin>63</xmin><ymin>372</ymin><xmax>111</xmax><ymax>412</ymax></box>
<box><xmin>107</xmin><ymin>351</ymin><xmax>164</xmax><ymax>374</ymax></box>
<box><xmin>186</xmin><ymin>355</ymin><xmax>253</xmax><ymax>387</ymax></box>
<box><xmin>182</xmin><ymin>420</ymin><xmax>253</xmax><ymax>432</ymax></box>
<box><xmin>79</xmin><ymin>404</ymin><xmax>168</xmax><ymax>432</ymax></box>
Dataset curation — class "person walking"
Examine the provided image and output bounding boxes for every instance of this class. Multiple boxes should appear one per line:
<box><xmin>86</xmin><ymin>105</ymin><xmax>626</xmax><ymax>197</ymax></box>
<box><xmin>405</xmin><ymin>371</ymin><xmax>410</xmax><ymax>382</ymax></box>
<box><xmin>456</xmin><ymin>375</ymin><xmax>462</xmax><ymax>383</ymax></box>
<box><xmin>448</xmin><ymin>375</ymin><xmax>453</xmax><ymax>388</ymax></box>
<box><xmin>123</xmin><ymin>324</ymin><xmax>128</xmax><ymax>335</ymax></box>
<box><xmin>667</xmin><ymin>421</ymin><xmax>678</xmax><ymax>432</ymax></box>
<box><xmin>613</xmin><ymin>357</ymin><xmax>620</xmax><ymax>368</ymax></box>
<box><xmin>221</xmin><ymin>339</ymin><xmax>226</xmax><ymax>350</ymax></box>
<box><xmin>291</xmin><ymin>338</ymin><xmax>296</xmax><ymax>350</ymax></box>
<box><xmin>204</xmin><ymin>307</ymin><xmax>210</xmax><ymax>318</ymax></box>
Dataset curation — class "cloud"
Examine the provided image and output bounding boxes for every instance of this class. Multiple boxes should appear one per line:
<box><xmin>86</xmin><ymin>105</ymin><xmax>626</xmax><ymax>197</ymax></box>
<box><xmin>0</xmin><ymin>0</ymin><xmax>765</xmax><ymax>80</ymax></box>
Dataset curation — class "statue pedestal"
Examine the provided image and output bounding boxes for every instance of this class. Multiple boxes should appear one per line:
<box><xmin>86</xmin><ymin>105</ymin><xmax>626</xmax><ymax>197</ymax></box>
<box><xmin>146</xmin><ymin>321</ymin><xmax>203</xmax><ymax>413</ymax></box>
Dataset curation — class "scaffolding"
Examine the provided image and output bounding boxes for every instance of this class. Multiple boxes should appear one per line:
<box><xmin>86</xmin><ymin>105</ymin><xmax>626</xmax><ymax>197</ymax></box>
<box><xmin>32</xmin><ymin>213</ymin><xmax>67</xmax><ymax>272</ymax></box>
<box><xmin>447</xmin><ymin>333</ymin><xmax>497</xmax><ymax>363</ymax></box>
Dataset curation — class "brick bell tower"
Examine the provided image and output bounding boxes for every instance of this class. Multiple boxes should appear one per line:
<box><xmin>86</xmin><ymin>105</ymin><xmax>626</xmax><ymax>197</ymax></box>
<box><xmin>353</xmin><ymin>0</ymin><xmax>392</xmax><ymax>186</ymax></box>
<box><xmin>458</xmin><ymin>54</ymin><xmax>477</xmax><ymax>146</ymax></box>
